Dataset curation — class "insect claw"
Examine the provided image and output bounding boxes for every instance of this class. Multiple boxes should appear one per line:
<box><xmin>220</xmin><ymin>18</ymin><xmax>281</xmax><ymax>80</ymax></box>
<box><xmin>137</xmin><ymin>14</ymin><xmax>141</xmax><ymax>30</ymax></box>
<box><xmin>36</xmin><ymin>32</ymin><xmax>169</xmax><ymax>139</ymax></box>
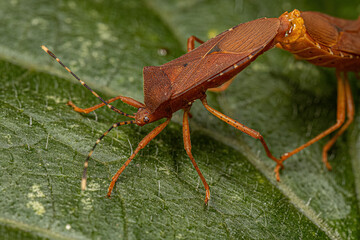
<box><xmin>204</xmin><ymin>190</ymin><xmax>211</xmax><ymax>205</ymax></box>
<box><xmin>322</xmin><ymin>153</ymin><xmax>333</xmax><ymax>171</ymax></box>
<box><xmin>274</xmin><ymin>165</ymin><xmax>282</xmax><ymax>182</ymax></box>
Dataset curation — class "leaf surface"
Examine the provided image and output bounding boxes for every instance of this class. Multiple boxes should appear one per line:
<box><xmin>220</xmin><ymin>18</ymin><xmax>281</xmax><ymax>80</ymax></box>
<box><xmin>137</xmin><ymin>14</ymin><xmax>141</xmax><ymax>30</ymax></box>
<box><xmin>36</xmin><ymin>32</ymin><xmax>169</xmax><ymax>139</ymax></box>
<box><xmin>0</xmin><ymin>0</ymin><xmax>359</xmax><ymax>239</ymax></box>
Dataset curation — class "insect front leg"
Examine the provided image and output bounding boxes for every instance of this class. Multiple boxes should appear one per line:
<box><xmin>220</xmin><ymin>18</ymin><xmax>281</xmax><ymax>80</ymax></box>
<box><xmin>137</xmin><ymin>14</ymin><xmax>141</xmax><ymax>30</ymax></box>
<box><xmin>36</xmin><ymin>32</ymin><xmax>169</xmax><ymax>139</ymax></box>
<box><xmin>68</xmin><ymin>96</ymin><xmax>145</xmax><ymax>114</ymax></box>
<box><xmin>107</xmin><ymin>118</ymin><xmax>171</xmax><ymax>197</ymax></box>
<box><xmin>183</xmin><ymin>108</ymin><xmax>210</xmax><ymax>204</ymax></box>
<box><xmin>42</xmin><ymin>46</ymin><xmax>133</xmax><ymax>118</ymax></box>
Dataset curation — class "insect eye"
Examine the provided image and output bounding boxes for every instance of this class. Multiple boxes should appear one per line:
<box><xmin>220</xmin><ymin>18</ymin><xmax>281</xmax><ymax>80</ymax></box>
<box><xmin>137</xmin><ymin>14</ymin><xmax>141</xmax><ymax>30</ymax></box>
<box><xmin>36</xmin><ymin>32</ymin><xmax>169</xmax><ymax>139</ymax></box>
<box><xmin>143</xmin><ymin>116</ymin><xmax>150</xmax><ymax>123</ymax></box>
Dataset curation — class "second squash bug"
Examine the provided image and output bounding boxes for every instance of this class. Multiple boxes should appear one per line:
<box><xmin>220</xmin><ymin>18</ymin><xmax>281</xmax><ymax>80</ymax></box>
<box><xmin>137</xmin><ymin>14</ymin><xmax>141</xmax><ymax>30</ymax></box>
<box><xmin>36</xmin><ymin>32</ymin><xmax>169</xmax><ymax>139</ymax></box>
<box><xmin>275</xmin><ymin>10</ymin><xmax>360</xmax><ymax>178</ymax></box>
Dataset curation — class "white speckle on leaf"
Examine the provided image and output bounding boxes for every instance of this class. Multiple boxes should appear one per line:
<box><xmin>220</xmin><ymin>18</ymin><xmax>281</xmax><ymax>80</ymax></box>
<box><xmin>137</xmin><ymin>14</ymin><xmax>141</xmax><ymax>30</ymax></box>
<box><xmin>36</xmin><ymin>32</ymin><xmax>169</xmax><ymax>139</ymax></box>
<box><xmin>158</xmin><ymin>167</ymin><xmax>170</xmax><ymax>175</ymax></box>
<box><xmin>26</xmin><ymin>185</ymin><xmax>46</xmax><ymax>215</ymax></box>
<box><xmin>128</xmin><ymin>76</ymin><xmax>135</xmax><ymax>83</ymax></box>
<box><xmin>31</xmin><ymin>17</ymin><xmax>48</xmax><ymax>29</ymax></box>
<box><xmin>66</xmin><ymin>224</ymin><xmax>71</xmax><ymax>230</ymax></box>
<box><xmin>81</xmin><ymin>197</ymin><xmax>93</xmax><ymax>211</ymax></box>
<box><xmin>4</xmin><ymin>134</ymin><xmax>12</xmax><ymax>145</ymax></box>
<box><xmin>68</xmin><ymin>1</ymin><xmax>76</xmax><ymax>9</ymax></box>
<box><xmin>46</xmin><ymin>95</ymin><xmax>67</xmax><ymax>104</ymax></box>
<box><xmin>26</xmin><ymin>201</ymin><xmax>45</xmax><ymax>216</ymax></box>
<box><xmin>87</xmin><ymin>181</ymin><xmax>100</xmax><ymax>191</ymax></box>
<box><xmin>251</xmin><ymin>62</ymin><xmax>270</xmax><ymax>72</ymax></box>
<box><xmin>28</xmin><ymin>184</ymin><xmax>45</xmax><ymax>198</ymax></box>
<box><xmin>97</xmin><ymin>22</ymin><xmax>118</xmax><ymax>42</ymax></box>
<box><xmin>65</xmin><ymin>18</ymin><xmax>72</xmax><ymax>24</ymax></box>
<box><xmin>207</xmin><ymin>29</ymin><xmax>218</xmax><ymax>39</ymax></box>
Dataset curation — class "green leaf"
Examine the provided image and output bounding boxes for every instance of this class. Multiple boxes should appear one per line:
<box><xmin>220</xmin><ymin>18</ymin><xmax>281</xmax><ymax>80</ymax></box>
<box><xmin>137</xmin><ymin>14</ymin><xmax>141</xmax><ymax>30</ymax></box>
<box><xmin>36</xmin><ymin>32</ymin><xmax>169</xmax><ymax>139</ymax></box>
<box><xmin>1</xmin><ymin>0</ymin><xmax>359</xmax><ymax>239</ymax></box>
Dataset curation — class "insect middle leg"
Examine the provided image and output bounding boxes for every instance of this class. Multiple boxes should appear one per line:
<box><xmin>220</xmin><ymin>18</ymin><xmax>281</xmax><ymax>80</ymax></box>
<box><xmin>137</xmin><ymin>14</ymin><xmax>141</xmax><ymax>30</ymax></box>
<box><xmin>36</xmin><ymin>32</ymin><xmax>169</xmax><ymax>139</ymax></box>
<box><xmin>183</xmin><ymin>108</ymin><xmax>210</xmax><ymax>204</ymax></box>
<box><xmin>277</xmin><ymin>71</ymin><xmax>347</xmax><ymax>178</ymax></box>
<box><xmin>201</xmin><ymin>96</ymin><xmax>281</xmax><ymax>165</ymax></box>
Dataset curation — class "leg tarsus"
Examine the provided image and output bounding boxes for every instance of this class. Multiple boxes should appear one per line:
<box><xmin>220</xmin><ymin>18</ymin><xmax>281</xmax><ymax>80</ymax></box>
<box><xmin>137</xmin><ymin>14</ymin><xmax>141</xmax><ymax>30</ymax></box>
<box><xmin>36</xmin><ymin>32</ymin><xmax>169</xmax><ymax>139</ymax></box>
<box><xmin>274</xmin><ymin>164</ymin><xmax>283</xmax><ymax>181</ymax></box>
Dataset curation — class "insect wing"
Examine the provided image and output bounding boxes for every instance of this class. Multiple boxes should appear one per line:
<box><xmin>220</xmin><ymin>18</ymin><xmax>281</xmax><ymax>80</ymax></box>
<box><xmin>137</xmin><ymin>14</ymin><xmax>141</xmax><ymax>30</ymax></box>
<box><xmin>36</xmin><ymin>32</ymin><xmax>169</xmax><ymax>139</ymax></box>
<box><xmin>302</xmin><ymin>11</ymin><xmax>360</xmax><ymax>56</ymax></box>
<box><xmin>166</xmin><ymin>18</ymin><xmax>281</xmax><ymax>98</ymax></box>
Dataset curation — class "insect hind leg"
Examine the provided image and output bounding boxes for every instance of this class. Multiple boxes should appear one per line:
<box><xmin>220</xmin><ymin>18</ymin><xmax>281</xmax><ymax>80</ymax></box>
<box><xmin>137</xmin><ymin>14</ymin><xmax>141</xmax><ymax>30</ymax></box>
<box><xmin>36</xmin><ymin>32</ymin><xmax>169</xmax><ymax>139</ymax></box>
<box><xmin>322</xmin><ymin>72</ymin><xmax>354</xmax><ymax>170</ymax></box>
<box><xmin>278</xmin><ymin>70</ymin><xmax>347</xmax><ymax>174</ymax></box>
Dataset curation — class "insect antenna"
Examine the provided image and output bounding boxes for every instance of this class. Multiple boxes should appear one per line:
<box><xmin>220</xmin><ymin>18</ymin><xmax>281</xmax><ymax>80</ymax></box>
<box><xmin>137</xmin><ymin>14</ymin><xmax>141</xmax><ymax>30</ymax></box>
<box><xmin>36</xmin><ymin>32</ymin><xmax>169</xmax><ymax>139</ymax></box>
<box><xmin>81</xmin><ymin>120</ymin><xmax>136</xmax><ymax>190</ymax></box>
<box><xmin>41</xmin><ymin>45</ymin><xmax>134</xmax><ymax>118</ymax></box>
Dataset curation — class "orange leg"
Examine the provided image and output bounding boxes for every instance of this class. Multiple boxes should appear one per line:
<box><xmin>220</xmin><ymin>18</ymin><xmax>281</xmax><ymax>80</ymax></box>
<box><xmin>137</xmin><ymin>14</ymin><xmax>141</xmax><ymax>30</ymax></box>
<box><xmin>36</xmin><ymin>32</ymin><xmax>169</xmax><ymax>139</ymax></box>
<box><xmin>276</xmin><ymin>71</ymin><xmax>346</xmax><ymax>180</ymax></box>
<box><xmin>187</xmin><ymin>35</ymin><xmax>204</xmax><ymax>52</ymax></box>
<box><xmin>201</xmin><ymin>97</ymin><xmax>281</xmax><ymax>165</ymax></box>
<box><xmin>208</xmin><ymin>77</ymin><xmax>235</xmax><ymax>92</ymax></box>
<box><xmin>183</xmin><ymin>108</ymin><xmax>210</xmax><ymax>204</ymax></box>
<box><xmin>68</xmin><ymin>96</ymin><xmax>144</xmax><ymax>114</ymax></box>
<box><xmin>322</xmin><ymin>72</ymin><xmax>354</xmax><ymax>170</ymax></box>
<box><xmin>107</xmin><ymin>118</ymin><xmax>171</xmax><ymax>197</ymax></box>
